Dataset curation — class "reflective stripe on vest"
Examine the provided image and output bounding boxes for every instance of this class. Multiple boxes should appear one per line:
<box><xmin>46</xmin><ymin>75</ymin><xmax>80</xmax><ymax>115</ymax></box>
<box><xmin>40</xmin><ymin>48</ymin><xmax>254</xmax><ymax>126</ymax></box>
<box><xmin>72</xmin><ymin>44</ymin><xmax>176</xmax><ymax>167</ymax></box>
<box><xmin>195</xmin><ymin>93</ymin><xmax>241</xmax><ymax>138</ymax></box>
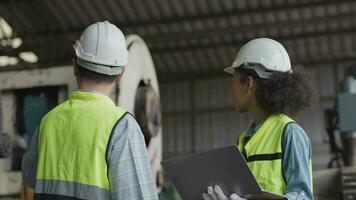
<box><xmin>237</xmin><ymin>114</ymin><xmax>293</xmax><ymax>195</ymax></box>
<box><xmin>36</xmin><ymin>91</ymin><xmax>127</xmax><ymax>198</ymax></box>
<box><xmin>35</xmin><ymin>179</ymin><xmax>110</xmax><ymax>199</ymax></box>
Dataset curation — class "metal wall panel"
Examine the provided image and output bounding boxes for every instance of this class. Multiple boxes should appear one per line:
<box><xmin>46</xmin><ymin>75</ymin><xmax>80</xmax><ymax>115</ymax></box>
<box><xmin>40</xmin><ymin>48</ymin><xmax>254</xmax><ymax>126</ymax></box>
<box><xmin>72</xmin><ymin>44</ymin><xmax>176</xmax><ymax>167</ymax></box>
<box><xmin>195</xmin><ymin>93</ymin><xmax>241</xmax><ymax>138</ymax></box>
<box><xmin>162</xmin><ymin>78</ymin><xmax>250</xmax><ymax>158</ymax></box>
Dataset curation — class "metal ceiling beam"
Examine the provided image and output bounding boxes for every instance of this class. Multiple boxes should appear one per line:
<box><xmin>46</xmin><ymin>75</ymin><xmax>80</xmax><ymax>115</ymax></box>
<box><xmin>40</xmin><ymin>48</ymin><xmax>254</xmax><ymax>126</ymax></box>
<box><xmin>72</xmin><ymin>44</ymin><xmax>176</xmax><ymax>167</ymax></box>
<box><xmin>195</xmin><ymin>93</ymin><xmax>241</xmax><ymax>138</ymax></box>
<box><xmin>9</xmin><ymin>10</ymin><xmax>356</xmax><ymax>57</ymax></box>
<box><xmin>144</xmin><ymin>11</ymin><xmax>356</xmax><ymax>42</ymax></box>
<box><xmin>0</xmin><ymin>0</ymin><xmax>35</xmax><ymax>2</ymax></box>
<box><xmin>149</xmin><ymin>25</ymin><xmax>356</xmax><ymax>53</ymax></box>
<box><xmin>6</xmin><ymin>0</ymin><xmax>353</xmax><ymax>39</ymax></box>
<box><xmin>5</xmin><ymin>21</ymin><xmax>356</xmax><ymax>73</ymax></box>
<box><xmin>7</xmin><ymin>26</ymin><xmax>356</xmax><ymax>73</ymax></box>
<box><xmin>158</xmin><ymin>54</ymin><xmax>356</xmax><ymax>83</ymax></box>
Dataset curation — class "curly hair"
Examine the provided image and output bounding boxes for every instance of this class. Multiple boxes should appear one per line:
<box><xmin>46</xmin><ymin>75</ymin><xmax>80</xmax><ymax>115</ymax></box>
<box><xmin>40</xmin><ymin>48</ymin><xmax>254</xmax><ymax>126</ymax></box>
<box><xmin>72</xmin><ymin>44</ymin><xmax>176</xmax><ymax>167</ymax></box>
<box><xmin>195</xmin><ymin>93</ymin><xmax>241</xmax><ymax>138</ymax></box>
<box><xmin>236</xmin><ymin>65</ymin><xmax>317</xmax><ymax>116</ymax></box>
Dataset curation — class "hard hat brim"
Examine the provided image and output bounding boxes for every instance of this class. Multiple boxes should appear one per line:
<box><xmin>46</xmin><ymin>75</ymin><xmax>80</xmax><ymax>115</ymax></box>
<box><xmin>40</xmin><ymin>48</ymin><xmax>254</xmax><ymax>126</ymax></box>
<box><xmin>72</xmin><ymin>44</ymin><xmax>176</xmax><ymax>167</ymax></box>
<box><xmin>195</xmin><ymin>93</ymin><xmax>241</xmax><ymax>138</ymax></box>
<box><xmin>224</xmin><ymin>61</ymin><xmax>242</xmax><ymax>74</ymax></box>
<box><xmin>73</xmin><ymin>41</ymin><xmax>128</xmax><ymax>68</ymax></box>
<box><xmin>76</xmin><ymin>57</ymin><xmax>124</xmax><ymax>75</ymax></box>
<box><xmin>223</xmin><ymin>63</ymin><xmax>273</xmax><ymax>79</ymax></box>
<box><xmin>223</xmin><ymin>66</ymin><xmax>236</xmax><ymax>74</ymax></box>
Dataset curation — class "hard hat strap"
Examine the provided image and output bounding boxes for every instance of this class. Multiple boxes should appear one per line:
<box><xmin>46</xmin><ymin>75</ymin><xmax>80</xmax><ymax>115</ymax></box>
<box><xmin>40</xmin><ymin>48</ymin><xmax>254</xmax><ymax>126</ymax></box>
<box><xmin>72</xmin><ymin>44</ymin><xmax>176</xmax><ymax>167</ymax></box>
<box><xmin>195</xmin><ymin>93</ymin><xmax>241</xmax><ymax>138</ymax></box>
<box><xmin>243</xmin><ymin>63</ymin><xmax>273</xmax><ymax>79</ymax></box>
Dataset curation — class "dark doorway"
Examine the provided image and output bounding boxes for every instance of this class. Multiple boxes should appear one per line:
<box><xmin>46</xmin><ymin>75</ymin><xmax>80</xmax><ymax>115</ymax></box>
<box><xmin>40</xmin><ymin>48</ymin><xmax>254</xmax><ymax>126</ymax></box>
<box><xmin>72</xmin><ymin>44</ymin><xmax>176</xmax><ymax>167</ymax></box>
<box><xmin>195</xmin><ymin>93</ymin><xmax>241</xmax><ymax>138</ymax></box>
<box><xmin>13</xmin><ymin>86</ymin><xmax>59</xmax><ymax>170</ymax></box>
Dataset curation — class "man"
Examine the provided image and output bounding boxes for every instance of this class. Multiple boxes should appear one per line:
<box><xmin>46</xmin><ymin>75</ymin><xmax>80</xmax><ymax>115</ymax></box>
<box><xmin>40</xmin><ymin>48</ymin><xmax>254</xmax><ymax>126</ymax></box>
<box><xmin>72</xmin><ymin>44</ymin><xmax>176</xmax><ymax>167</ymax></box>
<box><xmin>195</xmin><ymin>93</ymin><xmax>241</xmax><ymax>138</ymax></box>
<box><xmin>203</xmin><ymin>38</ymin><xmax>314</xmax><ymax>200</ymax></box>
<box><xmin>22</xmin><ymin>21</ymin><xmax>159</xmax><ymax>200</ymax></box>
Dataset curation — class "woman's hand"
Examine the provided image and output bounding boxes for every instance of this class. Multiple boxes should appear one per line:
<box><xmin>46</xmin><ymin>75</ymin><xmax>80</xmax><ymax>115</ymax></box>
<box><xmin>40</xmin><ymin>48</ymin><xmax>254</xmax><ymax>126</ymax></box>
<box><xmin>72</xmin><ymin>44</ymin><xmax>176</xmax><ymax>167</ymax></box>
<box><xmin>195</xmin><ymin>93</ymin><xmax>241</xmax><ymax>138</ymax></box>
<box><xmin>202</xmin><ymin>185</ymin><xmax>246</xmax><ymax>200</ymax></box>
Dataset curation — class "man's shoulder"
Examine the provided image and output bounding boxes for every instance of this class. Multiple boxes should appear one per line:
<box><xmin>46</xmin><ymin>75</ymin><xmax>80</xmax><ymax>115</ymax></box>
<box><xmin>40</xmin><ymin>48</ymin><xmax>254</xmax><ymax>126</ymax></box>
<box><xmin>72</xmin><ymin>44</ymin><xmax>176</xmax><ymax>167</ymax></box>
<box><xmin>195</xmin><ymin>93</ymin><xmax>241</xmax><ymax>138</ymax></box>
<box><xmin>106</xmin><ymin>113</ymin><xmax>145</xmax><ymax>159</ymax></box>
<box><xmin>116</xmin><ymin>112</ymin><xmax>140</xmax><ymax>130</ymax></box>
<box><xmin>41</xmin><ymin>100</ymin><xmax>70</xmax><ymax>121</ymax></box>
<box><xmin>111</xmin><ymin>112</ymin><xmax>143</xmax><ymax>142</ymax></box>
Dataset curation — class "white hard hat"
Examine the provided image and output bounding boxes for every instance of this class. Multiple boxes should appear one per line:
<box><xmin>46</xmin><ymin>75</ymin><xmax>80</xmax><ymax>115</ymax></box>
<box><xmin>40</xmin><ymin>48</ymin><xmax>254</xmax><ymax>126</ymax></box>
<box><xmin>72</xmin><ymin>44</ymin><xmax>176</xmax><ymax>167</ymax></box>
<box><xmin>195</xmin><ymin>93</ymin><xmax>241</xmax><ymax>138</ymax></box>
<box><xmin>73</xmin><ymin>21</ymin><xmax>128</xmax><ymax>75</ymax></box>
<box><xmin>224</xmin><ymin>38</ymin><xmax>292</xmax><ymax>79</ymax></box>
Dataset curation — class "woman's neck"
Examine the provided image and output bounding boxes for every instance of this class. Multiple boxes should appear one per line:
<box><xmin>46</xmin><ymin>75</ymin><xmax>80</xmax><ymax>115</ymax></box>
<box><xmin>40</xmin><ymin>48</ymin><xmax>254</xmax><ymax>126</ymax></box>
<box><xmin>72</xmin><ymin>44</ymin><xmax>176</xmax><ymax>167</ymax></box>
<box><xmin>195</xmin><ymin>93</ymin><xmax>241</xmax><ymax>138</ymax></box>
<box><xmin>249</xmin><ymin>105</ymin><xmax>270</xmax><ymax>124</ymax></box>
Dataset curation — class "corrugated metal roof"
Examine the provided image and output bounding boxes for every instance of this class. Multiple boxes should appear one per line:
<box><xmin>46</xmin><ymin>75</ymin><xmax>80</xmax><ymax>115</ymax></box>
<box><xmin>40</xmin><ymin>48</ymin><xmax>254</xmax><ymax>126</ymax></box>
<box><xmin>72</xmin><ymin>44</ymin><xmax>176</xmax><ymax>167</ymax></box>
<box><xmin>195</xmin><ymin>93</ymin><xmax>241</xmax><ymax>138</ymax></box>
<box><xmin>1</xmin><ymin>0</ymin><xmax>356</xmax><ymax>82</ymax></box>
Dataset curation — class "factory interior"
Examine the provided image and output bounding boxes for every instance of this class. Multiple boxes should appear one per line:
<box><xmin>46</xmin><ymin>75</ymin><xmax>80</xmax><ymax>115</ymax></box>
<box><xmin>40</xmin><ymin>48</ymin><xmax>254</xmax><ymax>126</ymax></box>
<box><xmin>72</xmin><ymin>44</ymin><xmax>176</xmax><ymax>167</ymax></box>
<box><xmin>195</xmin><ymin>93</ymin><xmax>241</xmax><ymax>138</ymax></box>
<box><xmin>1</xmin><ymin>0</ymin><xmax>356</xmax><ymax>199</ymax></box>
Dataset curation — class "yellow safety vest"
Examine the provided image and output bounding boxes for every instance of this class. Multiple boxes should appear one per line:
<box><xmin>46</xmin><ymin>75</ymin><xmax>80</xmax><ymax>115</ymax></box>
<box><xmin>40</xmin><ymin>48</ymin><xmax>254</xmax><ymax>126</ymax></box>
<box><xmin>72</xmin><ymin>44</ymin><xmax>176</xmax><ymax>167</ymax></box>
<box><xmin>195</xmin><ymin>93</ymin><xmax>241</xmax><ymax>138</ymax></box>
<box><xmin>238</xmin><ymin>114</ymin><xmax>312</xmax><ymax>195</ymax></box>
<box><xmin>36</xmin><ymin>91</ymin><xmax>126</xmax><ymax>191</ymax></box>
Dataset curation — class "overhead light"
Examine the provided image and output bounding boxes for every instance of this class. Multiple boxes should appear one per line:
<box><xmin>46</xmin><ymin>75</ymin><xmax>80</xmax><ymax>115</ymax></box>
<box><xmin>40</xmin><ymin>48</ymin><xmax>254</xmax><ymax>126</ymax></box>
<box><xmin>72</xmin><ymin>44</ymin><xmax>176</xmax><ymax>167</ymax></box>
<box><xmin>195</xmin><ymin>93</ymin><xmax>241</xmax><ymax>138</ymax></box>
<box><xmin>8</xmin><ymin>57</ymin><xmax>18</xmax><ymax>65</ymax></box>
<box><xmin>0</xmin><ymin>39</ymin><xmax>6</xmax><ymax>46</ymax></box>
<box><xmin>11</xmin><ymin>37</ymin><xmax>22</xmax><ymax>48</ymax></box>
<box><xmin>0</xmin><ymin>56</ymin><xmax>8</xmax><ymax>66</ymax></box>
<box><xmin>0</xmin><ymin>56</ymin><xmax>18</xmax><ymax>67</ymax></box>
<box><xmin>0</xmin><ymin>17</ymin><xmax>13</xmax><ymax>39</ymax></box>
<box><xmin>0</xmin><ymin>18</ymin><xmax>35</xmax><ymax>67</ymax></box>
<box><xmin>19</xmin><ymin>51</ymin><xmax>38</xmax><ymax>63</ymax></box>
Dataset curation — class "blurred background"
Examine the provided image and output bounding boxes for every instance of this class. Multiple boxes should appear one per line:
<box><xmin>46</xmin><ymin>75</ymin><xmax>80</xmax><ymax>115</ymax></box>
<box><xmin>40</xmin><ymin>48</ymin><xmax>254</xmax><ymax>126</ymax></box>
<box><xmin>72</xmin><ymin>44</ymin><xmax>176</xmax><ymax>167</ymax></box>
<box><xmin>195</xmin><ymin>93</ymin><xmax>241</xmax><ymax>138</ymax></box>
<box><xmin>1</xmin><ymin>0</ymin><xmax>356</xmax><ymax>199</ymax></box>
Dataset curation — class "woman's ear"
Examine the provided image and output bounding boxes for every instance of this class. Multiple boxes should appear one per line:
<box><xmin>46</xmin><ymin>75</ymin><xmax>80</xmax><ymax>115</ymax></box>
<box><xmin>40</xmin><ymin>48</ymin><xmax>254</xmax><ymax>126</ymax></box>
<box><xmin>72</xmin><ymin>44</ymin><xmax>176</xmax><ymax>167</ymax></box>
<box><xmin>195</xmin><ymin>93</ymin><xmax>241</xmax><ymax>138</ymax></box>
<box><xmin>246</xmin><ymin>76</ymin><xmax>255</xmax><ymax>93</ymax></box>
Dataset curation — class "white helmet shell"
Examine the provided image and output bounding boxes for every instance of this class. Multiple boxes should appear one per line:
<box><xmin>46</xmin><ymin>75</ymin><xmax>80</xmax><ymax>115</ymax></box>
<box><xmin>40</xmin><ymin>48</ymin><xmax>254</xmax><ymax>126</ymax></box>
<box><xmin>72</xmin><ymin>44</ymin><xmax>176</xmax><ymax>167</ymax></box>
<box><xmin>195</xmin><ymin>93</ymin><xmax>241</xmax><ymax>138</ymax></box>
<box><xmin>74</xmin><ymin>21</ymin><xmax>128</xmax><ymax>75</ymax></box>
<box><xmin>224</xmin><ymin>38</ymin><xmax>292</xmax><ymax>78</ymax></box>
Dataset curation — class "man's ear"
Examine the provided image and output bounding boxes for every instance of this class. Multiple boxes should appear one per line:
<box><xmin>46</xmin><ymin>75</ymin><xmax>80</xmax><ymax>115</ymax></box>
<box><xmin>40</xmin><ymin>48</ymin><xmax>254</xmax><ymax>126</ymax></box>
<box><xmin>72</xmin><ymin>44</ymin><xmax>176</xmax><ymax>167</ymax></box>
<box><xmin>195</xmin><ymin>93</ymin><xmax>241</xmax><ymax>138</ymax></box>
<box><xmin>73</xmin><ymin>58</ymin><xmax>79</xmax><ymax>77</ymax></box>
<box><xmin>115</xmin><ymin>68</ymin><xmax>125</xmax><ymax>83</ymax></box>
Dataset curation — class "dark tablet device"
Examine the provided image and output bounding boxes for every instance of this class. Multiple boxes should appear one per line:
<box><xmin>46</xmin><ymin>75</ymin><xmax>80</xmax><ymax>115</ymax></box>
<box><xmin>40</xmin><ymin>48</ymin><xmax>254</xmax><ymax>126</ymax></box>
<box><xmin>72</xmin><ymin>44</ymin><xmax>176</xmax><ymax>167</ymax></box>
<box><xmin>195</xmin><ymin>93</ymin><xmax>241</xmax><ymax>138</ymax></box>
<box><xmin>161</xmin><ymin>145</ymin><xmax>286</xmax><ymax>200</ymax></box>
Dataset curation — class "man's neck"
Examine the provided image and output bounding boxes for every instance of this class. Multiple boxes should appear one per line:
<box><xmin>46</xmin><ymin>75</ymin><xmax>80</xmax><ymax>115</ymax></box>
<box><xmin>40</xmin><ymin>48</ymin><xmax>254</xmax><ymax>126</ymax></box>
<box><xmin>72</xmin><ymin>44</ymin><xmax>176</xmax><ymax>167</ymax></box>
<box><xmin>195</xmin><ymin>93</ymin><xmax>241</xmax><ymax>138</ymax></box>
<box><xmin>78</xmin><ymin>82</ymin><xmax>114</xmax><ymax>97</ymax></box>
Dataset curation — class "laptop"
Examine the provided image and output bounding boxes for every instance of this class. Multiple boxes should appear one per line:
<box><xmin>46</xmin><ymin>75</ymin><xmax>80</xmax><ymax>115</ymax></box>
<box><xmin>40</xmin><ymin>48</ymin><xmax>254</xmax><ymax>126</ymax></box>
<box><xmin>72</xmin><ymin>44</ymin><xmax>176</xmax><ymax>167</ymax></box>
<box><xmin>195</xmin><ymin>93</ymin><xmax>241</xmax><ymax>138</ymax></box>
<box><xmin>161</xmin><ymin>145</ymin><xmax>286</xmax><ymax>200</ymax></box>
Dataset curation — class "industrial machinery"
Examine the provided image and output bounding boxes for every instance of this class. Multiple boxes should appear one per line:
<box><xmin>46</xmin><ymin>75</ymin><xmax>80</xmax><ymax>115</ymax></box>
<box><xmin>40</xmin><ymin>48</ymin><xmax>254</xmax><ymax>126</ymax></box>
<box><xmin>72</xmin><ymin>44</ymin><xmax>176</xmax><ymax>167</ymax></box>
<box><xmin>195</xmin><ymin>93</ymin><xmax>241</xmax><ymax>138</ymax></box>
<box><xmin>0</xmin><ymin>35</ymin><xmax>163</xmax><ymax>197</ymax></box>
<box><xmin>325</xmin><ymin>64</ymin><xmax>356</xmax><ymax>168</ymax></box>
<box><xmin>323</xmin><ymin>64</ymin><xmax>356</xmax><ymax>199</ymax></box>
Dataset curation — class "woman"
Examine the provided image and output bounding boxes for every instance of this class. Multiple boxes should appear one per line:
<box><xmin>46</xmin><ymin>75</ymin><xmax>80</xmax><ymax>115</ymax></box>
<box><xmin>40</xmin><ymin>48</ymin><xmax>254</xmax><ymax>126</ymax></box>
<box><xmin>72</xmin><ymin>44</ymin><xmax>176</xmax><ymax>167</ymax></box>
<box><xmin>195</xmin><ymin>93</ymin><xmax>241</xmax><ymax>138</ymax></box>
<box><xmin>203</xmin><ymin>38</ymin><xmax>315</xmax><ymax>200</ymax></box>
